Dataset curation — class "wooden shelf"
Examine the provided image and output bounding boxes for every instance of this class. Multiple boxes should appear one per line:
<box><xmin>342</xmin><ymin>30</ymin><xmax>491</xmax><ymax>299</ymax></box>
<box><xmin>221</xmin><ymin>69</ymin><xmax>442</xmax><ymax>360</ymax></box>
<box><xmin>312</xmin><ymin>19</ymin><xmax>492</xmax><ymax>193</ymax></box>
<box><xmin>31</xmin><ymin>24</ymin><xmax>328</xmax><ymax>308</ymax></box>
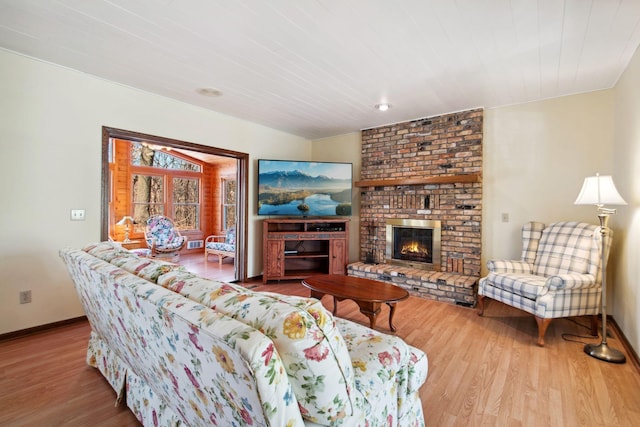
<box><xmin>354</xmin><ymin>173</ymin><xmax>480</xmax><ymax>188</ymax></box>
<box><xmin>263</xmin><ymin>218</ymin><xmax>349</xmax><ymax>283</ymax></box>
<box><xmin>284</xmin><ymin>252</ymin><xmax>328</xmax><ymax>258</ymax></box>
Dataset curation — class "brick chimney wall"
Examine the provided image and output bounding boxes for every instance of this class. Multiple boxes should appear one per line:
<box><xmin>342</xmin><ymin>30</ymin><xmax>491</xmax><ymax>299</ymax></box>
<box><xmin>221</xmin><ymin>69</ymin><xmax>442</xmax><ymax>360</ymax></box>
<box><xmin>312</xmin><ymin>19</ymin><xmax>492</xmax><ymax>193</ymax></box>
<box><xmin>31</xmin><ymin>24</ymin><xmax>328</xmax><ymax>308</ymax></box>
<box><xmin>359</xmin><ymin>108</ymin><xmax>483</xmax><ymax>277</ymax></box>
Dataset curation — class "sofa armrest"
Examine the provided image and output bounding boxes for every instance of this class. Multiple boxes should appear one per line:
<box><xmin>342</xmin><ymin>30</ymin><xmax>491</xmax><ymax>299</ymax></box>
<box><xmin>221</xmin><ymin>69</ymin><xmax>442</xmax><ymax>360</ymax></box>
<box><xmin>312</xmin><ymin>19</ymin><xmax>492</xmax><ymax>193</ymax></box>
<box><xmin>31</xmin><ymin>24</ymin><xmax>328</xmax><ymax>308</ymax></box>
<box><xmin>487</xmin><ymin>259</ymin><xmax>532</xmax><ymax>274</ymax></box>
<box><xmin>546</xmin><ymin>273</ymin><xmax>597</xmax><ymax>290</ymax></box>
<box><xmin>336</xmin><ymin>318</ymin><xmax>427</xmax><ymax>422</ymax></box>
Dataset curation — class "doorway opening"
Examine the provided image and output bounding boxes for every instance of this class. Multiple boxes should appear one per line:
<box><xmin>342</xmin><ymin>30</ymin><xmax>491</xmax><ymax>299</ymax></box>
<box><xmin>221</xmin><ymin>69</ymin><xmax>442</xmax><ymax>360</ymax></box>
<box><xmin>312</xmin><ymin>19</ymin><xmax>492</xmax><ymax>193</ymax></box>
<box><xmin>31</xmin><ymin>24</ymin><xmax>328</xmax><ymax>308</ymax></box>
<box><xmin>101</xmin><ymin>127</ymin><xmax>249</xmax><ymax>282</ymax></box>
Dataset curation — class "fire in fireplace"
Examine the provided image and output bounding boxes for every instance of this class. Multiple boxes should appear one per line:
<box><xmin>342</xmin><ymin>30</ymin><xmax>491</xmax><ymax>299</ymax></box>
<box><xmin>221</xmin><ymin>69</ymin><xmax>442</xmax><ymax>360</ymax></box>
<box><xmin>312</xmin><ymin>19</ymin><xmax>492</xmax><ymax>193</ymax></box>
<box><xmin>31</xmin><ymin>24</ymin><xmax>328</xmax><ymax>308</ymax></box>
<box><xmin>385</xmin><ymin>219</ymin><xmax>441</xmax><ymax>271</ymax></box>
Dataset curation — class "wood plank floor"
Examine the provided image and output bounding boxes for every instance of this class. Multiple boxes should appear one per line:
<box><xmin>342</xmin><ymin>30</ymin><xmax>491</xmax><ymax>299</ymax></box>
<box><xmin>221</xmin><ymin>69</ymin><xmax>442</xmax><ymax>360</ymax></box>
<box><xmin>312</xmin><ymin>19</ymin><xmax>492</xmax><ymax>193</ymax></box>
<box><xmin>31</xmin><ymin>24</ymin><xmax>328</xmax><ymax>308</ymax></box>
<box><xmin>3</xmin><ymin>253</ymin><xmax>640</xmax><ymax>426</ymax></box>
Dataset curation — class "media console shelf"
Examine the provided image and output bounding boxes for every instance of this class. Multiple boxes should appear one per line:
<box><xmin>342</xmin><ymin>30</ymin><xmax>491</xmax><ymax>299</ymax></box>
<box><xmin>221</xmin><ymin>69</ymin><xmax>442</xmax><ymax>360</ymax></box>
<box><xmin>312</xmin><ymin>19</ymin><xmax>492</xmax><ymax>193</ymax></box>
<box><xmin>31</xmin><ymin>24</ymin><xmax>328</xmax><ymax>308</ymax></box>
<box><xmin>262</xmin><ymin>218</ymin><xmax>349</xmax><ymax>283</ymax></box>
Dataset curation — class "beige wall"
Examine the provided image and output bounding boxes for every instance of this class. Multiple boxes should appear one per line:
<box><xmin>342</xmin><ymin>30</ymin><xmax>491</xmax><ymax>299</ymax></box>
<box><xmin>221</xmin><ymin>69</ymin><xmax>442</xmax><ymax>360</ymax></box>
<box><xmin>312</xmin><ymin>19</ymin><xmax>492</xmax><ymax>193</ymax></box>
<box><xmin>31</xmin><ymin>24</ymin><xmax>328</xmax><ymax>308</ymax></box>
<box><xmin>482</xmin><ymin>91</ymin><xmax>615</xmax><ymax>262</ymax></box>
<box><xmin>311</xmin><ymin>132</ymin><xmax>362</xmax><ymax>262</ymax></box>
<box><xmin>612</xmin><ymin>44</ymin><xmax>640</xmax><ymax>353</ymax></box>
<box><xmin>0</xmin><ymin>50</ymin><xmax>310</xmax><ymax>334</ymax></box>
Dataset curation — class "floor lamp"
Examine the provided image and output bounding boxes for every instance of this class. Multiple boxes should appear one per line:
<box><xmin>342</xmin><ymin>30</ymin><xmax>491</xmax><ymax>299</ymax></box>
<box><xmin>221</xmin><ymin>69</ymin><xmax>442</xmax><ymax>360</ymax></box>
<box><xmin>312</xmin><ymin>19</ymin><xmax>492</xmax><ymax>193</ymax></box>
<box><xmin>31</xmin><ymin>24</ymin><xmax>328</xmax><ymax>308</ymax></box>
<box><xmin>574</xmin><ymin>173</ymin><xmax>627</xmax><ymax>364</ymax></box>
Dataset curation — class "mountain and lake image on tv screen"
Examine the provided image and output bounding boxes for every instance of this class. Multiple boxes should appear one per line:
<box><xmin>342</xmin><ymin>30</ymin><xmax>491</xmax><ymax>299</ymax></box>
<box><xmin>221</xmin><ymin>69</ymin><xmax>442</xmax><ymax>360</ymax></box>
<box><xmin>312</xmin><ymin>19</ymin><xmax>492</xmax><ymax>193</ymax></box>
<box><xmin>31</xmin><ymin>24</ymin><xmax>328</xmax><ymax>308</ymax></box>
<box><xmin>258</xmin><ymin>159</ymin><xmax>352</xmax><ymax>216</ymax></box>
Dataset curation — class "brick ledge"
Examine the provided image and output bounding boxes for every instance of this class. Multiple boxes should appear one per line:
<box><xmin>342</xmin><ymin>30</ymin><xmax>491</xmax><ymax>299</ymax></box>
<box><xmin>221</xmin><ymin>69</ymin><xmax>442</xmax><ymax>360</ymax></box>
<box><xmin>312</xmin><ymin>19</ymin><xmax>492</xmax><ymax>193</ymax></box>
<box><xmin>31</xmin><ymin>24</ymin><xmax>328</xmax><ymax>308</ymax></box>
<box><xmin>347</xmin><ymin>261</ymin><xmax>478</xmax><ymax>307</ymax></box>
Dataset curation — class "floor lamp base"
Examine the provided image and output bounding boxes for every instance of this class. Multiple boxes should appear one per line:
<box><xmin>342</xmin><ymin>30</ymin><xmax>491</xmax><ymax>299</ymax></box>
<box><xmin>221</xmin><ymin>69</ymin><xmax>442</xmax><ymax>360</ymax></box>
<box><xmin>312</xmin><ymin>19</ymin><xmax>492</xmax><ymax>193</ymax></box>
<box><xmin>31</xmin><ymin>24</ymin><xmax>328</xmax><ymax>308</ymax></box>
<box><xmin>584</xmin><ymin>342</ymin><xmax>626</xmax><ymax>364</ymax></box>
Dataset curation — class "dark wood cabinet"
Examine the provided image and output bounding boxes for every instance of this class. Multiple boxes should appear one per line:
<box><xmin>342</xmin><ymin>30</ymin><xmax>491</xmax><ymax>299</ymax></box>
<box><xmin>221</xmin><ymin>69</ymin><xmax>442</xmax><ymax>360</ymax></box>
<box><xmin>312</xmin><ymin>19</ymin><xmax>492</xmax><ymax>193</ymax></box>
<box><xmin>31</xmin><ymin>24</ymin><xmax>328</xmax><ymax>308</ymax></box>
<box><xmin>262</xmin><ymin>218</ymin><xmax>349</xmax><ymax>283</ymax></box>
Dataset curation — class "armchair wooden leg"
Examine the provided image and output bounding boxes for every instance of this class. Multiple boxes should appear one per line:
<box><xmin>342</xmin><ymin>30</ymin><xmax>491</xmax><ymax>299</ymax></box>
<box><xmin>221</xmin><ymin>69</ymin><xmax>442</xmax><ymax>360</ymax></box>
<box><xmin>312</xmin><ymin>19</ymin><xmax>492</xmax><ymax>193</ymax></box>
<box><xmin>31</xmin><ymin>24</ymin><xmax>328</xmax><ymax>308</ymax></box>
<box><xmin>535</xmin><ymin>317</ymin><xmax>552</xmax><ymax>347</ymax></box>
<box><xmin>590</xmin><ymin>315</ymin><xmax>599</xmax><ymax>336</ymax></box>
<box><xmin>477</xmin><ymin>295</ymin><xmax>485</xmax><ymax>316</ymax></box>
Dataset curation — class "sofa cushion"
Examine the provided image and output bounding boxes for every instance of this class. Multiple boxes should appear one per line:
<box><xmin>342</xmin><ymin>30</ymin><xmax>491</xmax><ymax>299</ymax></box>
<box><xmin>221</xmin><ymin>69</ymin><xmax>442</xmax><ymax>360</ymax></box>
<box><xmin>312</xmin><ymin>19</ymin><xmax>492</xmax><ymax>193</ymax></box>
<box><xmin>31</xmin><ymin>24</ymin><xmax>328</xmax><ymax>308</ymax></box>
<box><xmin>533</xmin><ymin>222</ymin><xmax>596</xmax><ymax>277</ymax></box>
<box><xmin>486</xmin><ymin>272</ymin><xmax>547</xmax><ymax>300</ymax></box>
<box><xmin>135</xmin><ymin>260</ymin><xmax>183</xmax><ymax>283</ymax></box>
<box><xmin>157</xmin><ymin>269</ymin><xmax>246</xmax><ymax>294</ymax></box>
<box><xmin>129</xmin><ymin>248</ymin><xmax>152</xmax><ymax>258</ymax></box>
<box><xmin>83</xmin><ymin>241</ymin><xmax>129</xmax><ymax>262</ymax></box>
<box><xmin>84</xmin><ymin>241</ymin><xmax>184</xmax><ymax>284</ymax></box>
<box><xmin>226</xmin><ymin>227</ymin><xmax>236</xmax><ymax>245</ymax></box>
<box><xmin>205</xmin><ymin>242</ymin><xmax>235</xmax><ymax>252</ymax></box>
<box><xmin>156</xmin><ymin>271</ymin><xmax>357</xmax><ymax>426</ymax></box>
<box><xmin>157</xmin><ymin>268</ymin><xmax>199</xmax><ymax>289</ymax></box>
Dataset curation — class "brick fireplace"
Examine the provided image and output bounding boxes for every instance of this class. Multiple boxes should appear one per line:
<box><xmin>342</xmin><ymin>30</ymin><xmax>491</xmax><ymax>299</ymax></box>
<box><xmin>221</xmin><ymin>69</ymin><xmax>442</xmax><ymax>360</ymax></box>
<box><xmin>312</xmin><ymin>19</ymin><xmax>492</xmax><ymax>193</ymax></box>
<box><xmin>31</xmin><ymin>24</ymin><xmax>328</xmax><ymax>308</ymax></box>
<box><xmin>348</xmin><ymin>108</ymin><xmax>482</xmax><ymax>307</ymax></box>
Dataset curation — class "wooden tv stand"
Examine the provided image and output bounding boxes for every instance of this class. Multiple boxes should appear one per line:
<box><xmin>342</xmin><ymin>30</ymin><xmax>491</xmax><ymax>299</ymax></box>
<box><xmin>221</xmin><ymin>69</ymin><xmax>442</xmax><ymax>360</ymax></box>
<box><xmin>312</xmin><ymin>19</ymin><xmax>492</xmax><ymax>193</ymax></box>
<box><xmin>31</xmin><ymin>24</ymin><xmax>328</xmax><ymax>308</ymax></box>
<box><xmin>262</xmin><ymin>218</ymin><xmax>349</xmax><ymax>283</ymax></box>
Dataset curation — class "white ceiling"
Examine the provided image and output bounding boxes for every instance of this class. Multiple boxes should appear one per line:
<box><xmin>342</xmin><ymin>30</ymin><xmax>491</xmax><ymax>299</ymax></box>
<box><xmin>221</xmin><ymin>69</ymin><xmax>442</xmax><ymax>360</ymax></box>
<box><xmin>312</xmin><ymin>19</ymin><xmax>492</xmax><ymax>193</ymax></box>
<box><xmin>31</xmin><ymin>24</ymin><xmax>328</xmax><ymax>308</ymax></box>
<box><xmin>1</xmin><ymin>0</ymin><xmax>640</xmax><ymax>140</ymax></box>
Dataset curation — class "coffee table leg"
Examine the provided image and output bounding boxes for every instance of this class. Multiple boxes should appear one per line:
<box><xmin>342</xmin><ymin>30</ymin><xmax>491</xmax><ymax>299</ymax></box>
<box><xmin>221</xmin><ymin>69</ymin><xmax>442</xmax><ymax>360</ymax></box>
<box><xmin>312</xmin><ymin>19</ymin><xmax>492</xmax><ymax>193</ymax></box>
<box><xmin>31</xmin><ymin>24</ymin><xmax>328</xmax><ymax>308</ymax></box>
<box><xmin>309</xmin><ymin>290</ymin><xmax>325</xmax><ymax>303</ymax></box>
<box><xmin>356</xmin><ymin>301</ymin><xmax>381</xmax><ymax>330</ymax></box>
<box><xmin>387</xmin><ymin>302</ymin><xmax>398</xmax><ymax>332</ymax></box>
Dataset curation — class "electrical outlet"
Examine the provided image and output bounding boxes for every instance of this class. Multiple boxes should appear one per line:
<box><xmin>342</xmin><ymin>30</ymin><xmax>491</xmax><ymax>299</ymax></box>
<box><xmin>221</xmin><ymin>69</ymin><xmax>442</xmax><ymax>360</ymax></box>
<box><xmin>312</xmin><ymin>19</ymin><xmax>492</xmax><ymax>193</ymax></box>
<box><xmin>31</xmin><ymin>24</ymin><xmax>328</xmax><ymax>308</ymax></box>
<box><xmin>19</xmin><ymin>290</ymin><xmax>32</xmax><ymax>304</ymax></box>
<box><xmin>501</xmin><ymin>212</ymin><xmax>510</xmax><ymax>223</ymax></box>
<box><xmin>70</xmin><ymin>209</ymin><xmax>86</xmax><ymax>221</ymax></box>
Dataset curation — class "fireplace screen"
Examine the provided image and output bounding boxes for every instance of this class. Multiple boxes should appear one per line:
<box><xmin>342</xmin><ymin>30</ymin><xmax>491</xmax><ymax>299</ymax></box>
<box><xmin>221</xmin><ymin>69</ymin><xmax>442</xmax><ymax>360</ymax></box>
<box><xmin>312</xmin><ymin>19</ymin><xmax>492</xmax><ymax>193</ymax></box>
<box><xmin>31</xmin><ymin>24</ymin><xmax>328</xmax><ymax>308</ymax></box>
<box><xmin>385</xmin><ymin>219</ymin><xmax>441</xmax><ymax>270</ymax></box>
<box><xmin>393</xmin><ymin>228</ymin><xmax>433</xmax><ymax>264</ymax></box>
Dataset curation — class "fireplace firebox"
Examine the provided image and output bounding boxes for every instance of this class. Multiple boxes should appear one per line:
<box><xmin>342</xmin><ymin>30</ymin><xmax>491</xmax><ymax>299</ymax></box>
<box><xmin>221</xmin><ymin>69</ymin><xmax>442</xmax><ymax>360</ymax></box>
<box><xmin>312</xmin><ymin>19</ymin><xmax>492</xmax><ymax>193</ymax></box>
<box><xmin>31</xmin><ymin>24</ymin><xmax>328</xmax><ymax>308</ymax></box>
<box><xmin>385</xmin><ymin>219</ymin><xmax>441</xmax><ymax>271</ymax></box>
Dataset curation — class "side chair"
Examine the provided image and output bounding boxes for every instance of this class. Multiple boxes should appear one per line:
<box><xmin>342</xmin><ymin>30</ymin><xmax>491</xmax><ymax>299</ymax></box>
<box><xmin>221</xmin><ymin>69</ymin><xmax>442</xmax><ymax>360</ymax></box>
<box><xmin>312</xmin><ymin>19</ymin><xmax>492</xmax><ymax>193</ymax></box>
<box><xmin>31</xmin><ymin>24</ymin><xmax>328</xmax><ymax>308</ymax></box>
<box><xmin>204</xmin><ymin>226</ymin><xmax>236</xmax><ymax>266</ymax></box>
<box><xmin>144</xmin><ymin>215</ymin><xmax>188</xmax><ymax>260</ymax></box>
<box><xmin>477</xmin><ymin>221</ymin><xmax>610</xmax><ymax>346</ymax></box>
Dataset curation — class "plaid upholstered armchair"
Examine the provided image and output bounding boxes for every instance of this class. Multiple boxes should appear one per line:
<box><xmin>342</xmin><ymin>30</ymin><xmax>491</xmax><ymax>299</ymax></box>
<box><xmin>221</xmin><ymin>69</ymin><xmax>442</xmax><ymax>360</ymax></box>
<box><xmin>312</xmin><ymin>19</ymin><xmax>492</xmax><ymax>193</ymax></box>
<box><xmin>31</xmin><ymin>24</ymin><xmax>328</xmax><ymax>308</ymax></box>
<box><xmin>477</xmin><ymin>221</ymin><xmax>611</xmax><ymax>346</ymax></box>
<box><xmin>144</xmin><ymin>215</ymin><xmax>188</xmax><ymax>259</ymax></box>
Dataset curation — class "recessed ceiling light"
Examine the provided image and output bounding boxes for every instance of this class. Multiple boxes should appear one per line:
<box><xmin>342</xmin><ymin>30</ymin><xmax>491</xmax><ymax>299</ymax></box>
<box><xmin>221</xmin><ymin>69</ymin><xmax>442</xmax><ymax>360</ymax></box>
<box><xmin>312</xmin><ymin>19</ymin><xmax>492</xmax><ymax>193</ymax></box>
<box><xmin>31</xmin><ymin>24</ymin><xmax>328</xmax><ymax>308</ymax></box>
<box><xmin>375</xmin><ymin>103</ymin><xmax>391</xmax><ymax>111</ymax></box>
<box><xmin>196</xmin><ymin>87</ymin><xmax>223</xmax><ymax>97</ymax></box>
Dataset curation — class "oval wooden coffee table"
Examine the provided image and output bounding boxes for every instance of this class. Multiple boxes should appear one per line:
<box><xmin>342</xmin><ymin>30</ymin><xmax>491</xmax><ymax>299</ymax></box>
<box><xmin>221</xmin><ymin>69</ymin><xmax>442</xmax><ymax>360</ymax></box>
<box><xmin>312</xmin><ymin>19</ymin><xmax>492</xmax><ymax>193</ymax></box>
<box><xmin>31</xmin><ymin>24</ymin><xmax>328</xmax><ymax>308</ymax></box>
<box><xmin>302</xmin><ymin>274</ymin><xmax>409</xmax><ymax>331</ymax></box>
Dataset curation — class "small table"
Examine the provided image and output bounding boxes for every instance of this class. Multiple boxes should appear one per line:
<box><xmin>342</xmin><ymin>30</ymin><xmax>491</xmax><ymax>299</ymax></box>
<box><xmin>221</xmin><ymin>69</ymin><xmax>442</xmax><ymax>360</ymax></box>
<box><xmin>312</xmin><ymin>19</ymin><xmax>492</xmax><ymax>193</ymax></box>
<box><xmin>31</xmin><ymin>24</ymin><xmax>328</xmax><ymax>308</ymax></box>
<box><xmin>301</xmin><ymin>274</ymin><xmax>409</xmax><ymax>331</ymax></box>
<box><xmin>117</xmin><ymin>240</ymin><xmax>142</xmax><ymax>250</ymax></box>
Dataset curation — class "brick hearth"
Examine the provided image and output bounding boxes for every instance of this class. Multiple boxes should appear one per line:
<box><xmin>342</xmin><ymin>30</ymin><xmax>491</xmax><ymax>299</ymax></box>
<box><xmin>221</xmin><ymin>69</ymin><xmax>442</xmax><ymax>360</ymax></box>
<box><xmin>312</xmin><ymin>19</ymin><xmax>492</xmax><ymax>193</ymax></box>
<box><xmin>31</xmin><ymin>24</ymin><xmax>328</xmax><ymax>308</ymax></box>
<box><xmin>347</xmin><ymin>262</ymin><xmax>477</xmax><ymax>307</ymax></box>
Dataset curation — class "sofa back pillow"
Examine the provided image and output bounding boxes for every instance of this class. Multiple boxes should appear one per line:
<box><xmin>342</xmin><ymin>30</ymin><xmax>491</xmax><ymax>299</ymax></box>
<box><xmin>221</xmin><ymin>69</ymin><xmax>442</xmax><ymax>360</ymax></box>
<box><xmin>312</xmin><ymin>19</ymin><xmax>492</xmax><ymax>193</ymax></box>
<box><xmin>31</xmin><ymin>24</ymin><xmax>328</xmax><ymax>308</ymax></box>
<box><xmin>533</xmin><ymin>221</ymin><xmax>598</xmax><ymax>277</ymax></box>
<box><xmin>83</xmin><ymin>241</ymin><xmax>128</xmax><ymax>262</ymax></box>
<box><xmin>83</xmin><ymin>241</ymin><xmax>184</xmax><ymax>284</ymax></box>
<box><xmin>157</xmin><ymin>271</ymin><xmax>358</xmax><ymax>426</ymax></box>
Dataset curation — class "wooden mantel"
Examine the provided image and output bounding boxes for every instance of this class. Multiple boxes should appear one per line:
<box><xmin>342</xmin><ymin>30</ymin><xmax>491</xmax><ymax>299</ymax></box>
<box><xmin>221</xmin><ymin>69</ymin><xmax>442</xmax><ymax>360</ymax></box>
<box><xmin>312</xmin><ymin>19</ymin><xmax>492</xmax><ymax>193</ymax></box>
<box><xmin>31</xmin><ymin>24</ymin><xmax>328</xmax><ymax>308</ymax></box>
<box><xmin>354</xmin><ymin>173</ymin><xmax>480</xmax><ymax>188</ymax></box>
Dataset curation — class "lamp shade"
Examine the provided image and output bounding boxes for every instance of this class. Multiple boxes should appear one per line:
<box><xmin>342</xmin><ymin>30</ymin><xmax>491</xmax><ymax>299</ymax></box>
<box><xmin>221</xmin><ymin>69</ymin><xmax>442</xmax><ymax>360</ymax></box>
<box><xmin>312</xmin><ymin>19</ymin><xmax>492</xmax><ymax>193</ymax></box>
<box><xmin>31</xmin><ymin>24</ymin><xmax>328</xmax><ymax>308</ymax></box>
<box><xmin>117</xmin><ymin>216</ymin><xmax>134</xmax><ymax>225</ymax></box>
<box><xmin>574</xmin><ymin>174</ymin><xmax>627</xmax><ymax>206</ymax></box>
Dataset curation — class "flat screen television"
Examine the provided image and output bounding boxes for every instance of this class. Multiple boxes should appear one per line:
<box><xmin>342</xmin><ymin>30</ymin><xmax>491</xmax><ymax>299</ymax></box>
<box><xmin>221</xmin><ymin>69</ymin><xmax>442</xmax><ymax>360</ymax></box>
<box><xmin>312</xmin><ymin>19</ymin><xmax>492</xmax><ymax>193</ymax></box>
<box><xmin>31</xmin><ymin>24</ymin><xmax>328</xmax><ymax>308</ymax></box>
<box><xmin>258</xmin><ymin>159</ymin><xmax>352</xmax><ymax>216</ymax></box>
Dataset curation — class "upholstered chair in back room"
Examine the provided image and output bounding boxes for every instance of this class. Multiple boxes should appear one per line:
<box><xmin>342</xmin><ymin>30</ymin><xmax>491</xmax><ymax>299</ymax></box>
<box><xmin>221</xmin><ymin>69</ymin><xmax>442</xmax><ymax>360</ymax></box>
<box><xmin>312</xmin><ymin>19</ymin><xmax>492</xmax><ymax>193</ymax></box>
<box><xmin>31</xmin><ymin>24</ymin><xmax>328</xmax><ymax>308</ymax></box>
<box><xmin>144</xmin><ymin>215</ymin><xmax>188</xmax><ymax>259</ymax></box>
<box><xmin>204</xmin><ymin>226</ymin><xmax>236</xmax><ymax>266</ymax></box>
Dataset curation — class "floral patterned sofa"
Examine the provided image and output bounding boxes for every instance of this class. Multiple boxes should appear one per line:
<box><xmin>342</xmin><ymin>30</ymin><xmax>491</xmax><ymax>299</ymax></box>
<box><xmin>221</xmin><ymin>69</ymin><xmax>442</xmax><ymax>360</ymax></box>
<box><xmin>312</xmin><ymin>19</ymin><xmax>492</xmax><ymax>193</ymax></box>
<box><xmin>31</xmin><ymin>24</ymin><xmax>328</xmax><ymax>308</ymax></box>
<box><xmin>60</xmin><ymin>242</ymin><xmax>428</xmax><ymax>427</ymax></box>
